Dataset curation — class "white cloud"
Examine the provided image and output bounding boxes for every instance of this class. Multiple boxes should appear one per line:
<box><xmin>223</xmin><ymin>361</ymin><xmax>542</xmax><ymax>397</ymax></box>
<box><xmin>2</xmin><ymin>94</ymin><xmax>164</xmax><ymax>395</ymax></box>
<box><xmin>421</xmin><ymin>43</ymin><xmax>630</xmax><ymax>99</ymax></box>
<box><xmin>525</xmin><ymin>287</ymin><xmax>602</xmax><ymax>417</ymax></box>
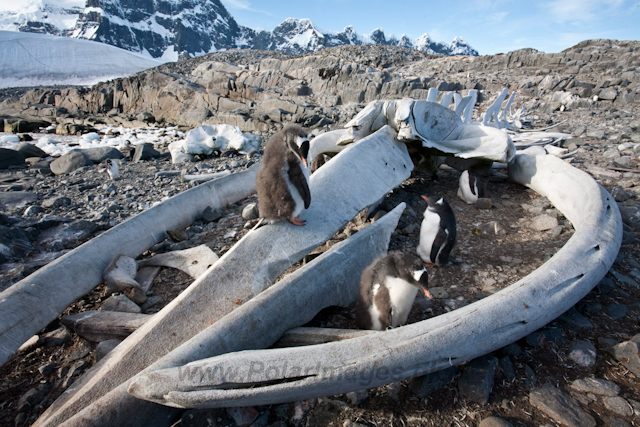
<box><xmin>543</xmin><ymin>0</ymin><xmax>627</xmax><ymax>24</ymax></box>
<box><xmin>219</xmin><ymin>0</ymin><xmax>273</xmax><ymax>16</ymax></box>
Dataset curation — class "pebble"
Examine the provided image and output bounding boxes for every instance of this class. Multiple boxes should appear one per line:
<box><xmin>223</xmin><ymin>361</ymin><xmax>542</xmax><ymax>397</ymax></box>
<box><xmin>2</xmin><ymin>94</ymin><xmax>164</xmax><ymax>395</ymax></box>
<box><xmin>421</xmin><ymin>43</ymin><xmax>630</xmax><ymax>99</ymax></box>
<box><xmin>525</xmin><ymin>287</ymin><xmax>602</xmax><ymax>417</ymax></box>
<box><xmin>458</xmin><ymin>356</ymin><xmax>498</xmax><ymax>405</ymax></box>
<box><xmin>95</xmin><ymin>339</ymin><xmax>122</xmax><ymax>362</ymax></box>
<box><xmin>569</xmin><ymin>377</ymin><xmax>620</xmax><ymax>396</ymax></box>
<box><xmin>607</xmin><ymin>303</ymin><xmax>628</xmax><ymax>320</ymax></box>
<box><xmin>529</xmin><ymin>383</ymin><xmax>596</xmax><ymax>427</ymax></box>
<box><xmin>568</xmin><ymin>340</ymin><xmax>597</xmax><ymax>367</ymax></box>
<box><xmin>478</xmin><ymin>416</ymin><xmax>514</xmax><ymax>427</ymax></box>
<box><xmin>100</xmin><ymin>294</ymin><xmax>141</xmax><ymax>313</ymax></box>
<box><xmin>611</xmin><ymin>340</ymin><xmax>640</xmax><ymax>376</ymax></box>
<box><xmin>529</xmin><ymin>214</ymin><xmax>559</xmax><ymax>231</ymax></box>
<box><xmin>603</xmin><ymin>396</ymin><xmax>634</xmax><ymax>417</ymax></box>
<box><xmin>409</xmin><ymin>366</ymin><xmax>457</xmax><ymax>398</ymax></box>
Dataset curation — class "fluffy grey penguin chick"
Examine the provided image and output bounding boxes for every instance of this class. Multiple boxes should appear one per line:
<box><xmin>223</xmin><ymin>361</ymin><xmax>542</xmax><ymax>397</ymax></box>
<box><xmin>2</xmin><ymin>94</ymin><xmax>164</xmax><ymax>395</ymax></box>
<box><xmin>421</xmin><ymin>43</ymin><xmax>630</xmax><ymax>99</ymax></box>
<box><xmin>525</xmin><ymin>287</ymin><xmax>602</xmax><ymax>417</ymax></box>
<box><xmin>417</xmin><ymin>196</ymin><xmax>457</xmax><ymax>266</ymax></box>
<box><xmin>105</xmin><ymin>158</ymin><xmax>120</xmax><ymax>180</ymax></box>
<box><xmin>255</xmin><ymin>124</ymin><xmax>311</xmax><ymax>226</ymax></box>
<box><xmin>356</xmin><ymin>252</ymin><xmax>431</xmax><ymax>331</ymax></box>
<box><xmin>457</xmin><ymin>169</ymin><xmax>485</xmax><ymax>204</ymax></box>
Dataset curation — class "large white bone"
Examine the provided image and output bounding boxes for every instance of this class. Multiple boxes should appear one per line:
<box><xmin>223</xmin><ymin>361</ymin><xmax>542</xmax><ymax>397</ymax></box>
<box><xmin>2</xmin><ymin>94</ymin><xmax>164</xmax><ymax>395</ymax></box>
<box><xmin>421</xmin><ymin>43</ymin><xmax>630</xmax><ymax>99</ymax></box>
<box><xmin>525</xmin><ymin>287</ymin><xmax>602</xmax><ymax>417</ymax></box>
<box><xmin>62</xmin><ymin>204</ymin><xmax>404</xmax><ymax>427</ymax></box>
<box><xmin>125</xmin><ymin>153</ymin><xmax>621</xmax><ymax>408</ymax></box>
<box><xmin>461</xmin><ymin>89</ymin><xmax>477</xmax><ymax>124</ymax></box>
<box><xmin>0</xmin><ymin>166</ymin><xmax>258</xmax><ymax>368</ymax></box>
<box><xmin>33</xmin><ymin>125</ymin><xmax>413</xmax><ymax>427</ymax></box>
<box><xmin>481</xmin><ymin>88</ymin><xmax>509</xmax><ymax>128</ymax></box>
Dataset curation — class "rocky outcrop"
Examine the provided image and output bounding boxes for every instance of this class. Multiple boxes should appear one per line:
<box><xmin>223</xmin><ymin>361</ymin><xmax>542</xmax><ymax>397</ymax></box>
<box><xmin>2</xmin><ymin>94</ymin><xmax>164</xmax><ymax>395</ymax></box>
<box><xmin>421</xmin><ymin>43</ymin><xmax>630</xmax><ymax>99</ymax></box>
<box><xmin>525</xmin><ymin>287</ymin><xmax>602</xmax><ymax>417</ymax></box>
<box><xmin>0</xmin><ymin>40</ymin><xmax>638</xmax><ymax>137</ymax></box>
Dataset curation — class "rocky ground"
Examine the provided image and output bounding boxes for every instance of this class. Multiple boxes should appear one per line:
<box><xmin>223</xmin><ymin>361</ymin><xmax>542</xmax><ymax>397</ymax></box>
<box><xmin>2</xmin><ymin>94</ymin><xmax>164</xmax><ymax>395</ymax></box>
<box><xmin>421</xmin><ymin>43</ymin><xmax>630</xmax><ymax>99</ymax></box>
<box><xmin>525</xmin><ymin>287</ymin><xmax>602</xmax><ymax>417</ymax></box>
<box><xmin>1</xmin><ymin>40</ymin><xmax>640</xmax><ymax>427</ymax></box>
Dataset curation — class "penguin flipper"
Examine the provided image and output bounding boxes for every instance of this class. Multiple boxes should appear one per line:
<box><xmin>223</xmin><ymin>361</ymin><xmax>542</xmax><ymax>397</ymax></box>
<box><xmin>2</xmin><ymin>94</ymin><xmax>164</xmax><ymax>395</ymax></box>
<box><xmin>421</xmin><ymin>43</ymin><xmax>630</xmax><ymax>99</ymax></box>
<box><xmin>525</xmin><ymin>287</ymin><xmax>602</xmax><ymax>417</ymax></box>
<box><xmin>288</xmin><ymin>159</ymin><xmax>311</xmax><ymax>209</ymax></box>
<box><xmin>430</xmin><ymin>228</ymin><xmax>449</xmax><ymax>265</ymax></box>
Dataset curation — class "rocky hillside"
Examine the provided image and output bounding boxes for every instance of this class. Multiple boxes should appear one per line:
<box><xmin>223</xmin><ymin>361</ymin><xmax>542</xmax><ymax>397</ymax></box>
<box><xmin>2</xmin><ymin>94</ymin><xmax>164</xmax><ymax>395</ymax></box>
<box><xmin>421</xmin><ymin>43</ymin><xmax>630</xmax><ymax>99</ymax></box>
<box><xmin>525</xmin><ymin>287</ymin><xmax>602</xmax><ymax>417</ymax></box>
<box><xmin>1</xmin><ymin>39</ymin><xmax>638</xmax><ymax>137</ymax></box>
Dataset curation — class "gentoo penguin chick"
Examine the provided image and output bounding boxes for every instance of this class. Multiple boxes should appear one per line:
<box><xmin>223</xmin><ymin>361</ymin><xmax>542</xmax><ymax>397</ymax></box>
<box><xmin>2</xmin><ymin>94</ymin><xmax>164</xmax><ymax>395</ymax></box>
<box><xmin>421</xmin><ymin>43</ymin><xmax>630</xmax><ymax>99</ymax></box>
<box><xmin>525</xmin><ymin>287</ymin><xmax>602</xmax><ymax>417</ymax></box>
<box><xmin>356</xmin><ymin>252</ymin><xmax>431</xmax><ymax>331</ymax></box>
<box><xmin>417</xmin><ymin>196</ymin><xmax>456</xmax><ymax>266</ymax></box>
<box><xmin>256</xmin><ymin>124</ymin><xmax>311</xmax><ymax>226</ymax></box>
<box><xmin>105</xmin><ymin>159</ymin><xmax>120</xmax><ymax>180</ymax></box>
<box><xmin>457</xmin><ymin>170</ymin><xmax>484</xmax><ymax>204</ymax></box>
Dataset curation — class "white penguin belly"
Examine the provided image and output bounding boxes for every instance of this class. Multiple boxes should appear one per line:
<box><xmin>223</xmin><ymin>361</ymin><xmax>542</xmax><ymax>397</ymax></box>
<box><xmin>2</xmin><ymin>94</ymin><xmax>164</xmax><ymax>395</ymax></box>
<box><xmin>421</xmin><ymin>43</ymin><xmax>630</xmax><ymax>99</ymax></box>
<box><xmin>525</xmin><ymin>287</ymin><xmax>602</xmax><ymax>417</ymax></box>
<box><xmin>368</xmin><ymin>283</ymin><xmax>384</xmax><ymax>330</ymax></box>
<box><xmin>417</xmin><ymin>210</ymin><xmax>440</xmax><ymax>263</ymax></box>
<box><xmin>458</xmin><ymin>172</ymin><xmax>478</xmax><ymax>204</ymax></box>
<box><xmin>283</xmin><ymin>161</ymin><xmax>309</xmax><ymax>218</ymax></box>
<box><xmin>386</xmin><ymin>277</ymin><xmax>419</xmax><ymax>327</ymax></box>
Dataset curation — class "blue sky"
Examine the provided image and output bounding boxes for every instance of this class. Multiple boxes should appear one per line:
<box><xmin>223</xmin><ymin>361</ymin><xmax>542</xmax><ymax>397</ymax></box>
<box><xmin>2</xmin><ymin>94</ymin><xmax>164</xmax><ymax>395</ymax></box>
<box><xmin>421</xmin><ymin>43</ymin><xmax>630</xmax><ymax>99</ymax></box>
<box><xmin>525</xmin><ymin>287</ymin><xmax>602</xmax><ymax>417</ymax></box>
<box><xmin>220</xmin><ymin>0</ymin><xmax>640</xmax><ymax>55</ymax></box>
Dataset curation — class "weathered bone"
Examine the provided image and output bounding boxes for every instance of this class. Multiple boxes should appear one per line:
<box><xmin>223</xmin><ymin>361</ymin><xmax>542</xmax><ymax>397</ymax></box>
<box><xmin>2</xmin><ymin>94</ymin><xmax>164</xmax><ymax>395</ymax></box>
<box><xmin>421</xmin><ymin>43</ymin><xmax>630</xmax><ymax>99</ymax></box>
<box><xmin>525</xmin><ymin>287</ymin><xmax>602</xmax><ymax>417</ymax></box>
<box><xmin>0</xmin><ymin>165</ymin><xmax>259</xmax><ymax>367</ymax></box>
<box><xmin>61</xmin><ymin>311</ymin><xmax>152</xmax><ymax>342</ymax></box>
<box><xmin>498</xmin><ymin>91</ymin><xmax>517</xmax><ymax>129</ymax></box>
<box><xmin>481</xmin><ymin>88</ymin><xmax>509</xmax><ymax>128</ymax></box>
<box><xmin>62</xmin><ymin>204</ymin><xmax>405</xmax><ymax>427</ymax></box>
<box><xmin>426</xmin><ymin>87</ymin><xmax>438</xmax><ymax>102</ymax></box>
<box><xmin>461</xmin><ymin>89</ymin><xmax>478</xmax><ymax>124</ymax></box>
<box><xmin>125</xmin><ymin>153</ymin><xmax>621</xmax><ymax>409</ymax></box>
<box><xmin>34</xmin><ymin>126</ymin><xmax>413</xmax><ymax>427</ymax></box>
<box><xmin>439</xmin><ymin>92</ymin><xmax>453</xmax><ymax>108</ymax></box>
<box><xmin>136</xmin><ymin>244</ymin><xmax>220</xmax><ymax>279</ymax></box>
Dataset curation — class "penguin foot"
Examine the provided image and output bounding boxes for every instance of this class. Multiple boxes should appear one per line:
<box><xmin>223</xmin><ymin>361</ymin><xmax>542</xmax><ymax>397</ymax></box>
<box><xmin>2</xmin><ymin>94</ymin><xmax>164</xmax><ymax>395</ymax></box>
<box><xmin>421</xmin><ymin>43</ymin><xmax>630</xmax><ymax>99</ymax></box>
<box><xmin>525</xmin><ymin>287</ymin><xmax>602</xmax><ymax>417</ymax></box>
<box><xmin>289</xmin><ymin>217</ymin><xmax>306</xmax><ymax>226</ymax></box>
<box><xmin>423</xmin><ymin>262</ymin><xmax>436</xmax><ymax>268</ymax></box>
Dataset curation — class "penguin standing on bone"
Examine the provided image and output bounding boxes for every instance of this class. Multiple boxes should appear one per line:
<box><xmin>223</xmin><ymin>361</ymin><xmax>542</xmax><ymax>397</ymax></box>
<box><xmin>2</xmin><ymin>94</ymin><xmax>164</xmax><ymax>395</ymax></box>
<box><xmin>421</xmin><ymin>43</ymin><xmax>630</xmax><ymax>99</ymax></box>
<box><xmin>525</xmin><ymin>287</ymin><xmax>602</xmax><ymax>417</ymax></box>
<box><xmin>356</xmin><ymin>252</ymin><xmax>432</xmax><ymax>331</ymax></box>
<box><xmin>417</xmin><ymin>196</ymin><xmax>456</xmax><ymax>266</ymax></box>
<box><xmin>457</xmin><ymin>170</ymin><xmax>484</xmax><ymax>204</ymax></box>
<box><xmin>256</xmin><ymin>124</ymin><xmax>311</xmax><ymax>226</ymax></box>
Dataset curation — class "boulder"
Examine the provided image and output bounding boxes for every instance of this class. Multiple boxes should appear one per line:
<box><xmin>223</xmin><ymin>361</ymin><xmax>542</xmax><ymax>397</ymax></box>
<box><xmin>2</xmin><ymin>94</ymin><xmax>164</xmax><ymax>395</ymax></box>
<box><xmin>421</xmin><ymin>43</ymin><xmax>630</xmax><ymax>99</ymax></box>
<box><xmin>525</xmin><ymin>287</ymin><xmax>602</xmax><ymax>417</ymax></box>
<box><xmin>81</xmin><ymin>147</ymin><xmax>124</xmax><ymax>163</ymax></box>
<box><xmin>0</xmin><ymin>147</ymin><xmax>26</xmax><ymax>169</ymax></box>
<box><xmin>50</xmin><ymin>150</ymin><xmax>93</xmax><ymax>175</ymax></box>
<box><xmin>17</xmin><ymin>142</ymin><xmax>47</xmax><ymax>158</ymax></box>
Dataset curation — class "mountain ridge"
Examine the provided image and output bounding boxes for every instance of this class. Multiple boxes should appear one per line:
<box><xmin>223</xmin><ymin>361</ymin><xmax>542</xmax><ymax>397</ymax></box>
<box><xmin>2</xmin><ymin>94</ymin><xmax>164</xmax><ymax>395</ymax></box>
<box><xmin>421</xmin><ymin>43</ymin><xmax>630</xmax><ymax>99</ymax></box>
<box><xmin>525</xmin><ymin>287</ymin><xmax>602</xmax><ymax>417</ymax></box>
<box><xmin>0</xmin><ymin>0</ymin><xmax>478</xmax><ymax>60</ymax></box>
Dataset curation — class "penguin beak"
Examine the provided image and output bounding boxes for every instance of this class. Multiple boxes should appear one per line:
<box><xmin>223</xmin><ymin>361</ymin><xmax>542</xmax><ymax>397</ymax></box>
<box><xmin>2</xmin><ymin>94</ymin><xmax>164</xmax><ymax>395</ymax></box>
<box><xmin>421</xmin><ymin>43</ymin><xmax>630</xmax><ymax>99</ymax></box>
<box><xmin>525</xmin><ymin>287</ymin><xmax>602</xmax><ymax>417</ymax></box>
<box><xmin>421</xmin><ymin>195</ymin><xmax>429</xmax><ymax>201</ymax></box>
<box><xmin>422</xmin><ymin>289</ymin><xmax>433</xmax><ymax>299</ymax></box>
<box><xmin>302</xmin><ymin>157</ymin><xmax>308</xmax><ymax>168</ymax></box>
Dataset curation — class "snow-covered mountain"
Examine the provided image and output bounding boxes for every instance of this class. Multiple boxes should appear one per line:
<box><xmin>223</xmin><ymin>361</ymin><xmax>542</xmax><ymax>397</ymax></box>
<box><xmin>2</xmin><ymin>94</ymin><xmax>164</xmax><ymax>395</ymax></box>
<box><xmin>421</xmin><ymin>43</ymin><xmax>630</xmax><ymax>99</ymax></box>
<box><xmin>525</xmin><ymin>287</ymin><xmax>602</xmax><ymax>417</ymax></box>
<box><xmin>0</xmin><ymin>30</ymin><xmax>161</xmax><ymax>88</ymax></box>
<box><xmin>0</xmin><ymin>0</ymin><xmax>478</xmax><ymax>61</ymax></box>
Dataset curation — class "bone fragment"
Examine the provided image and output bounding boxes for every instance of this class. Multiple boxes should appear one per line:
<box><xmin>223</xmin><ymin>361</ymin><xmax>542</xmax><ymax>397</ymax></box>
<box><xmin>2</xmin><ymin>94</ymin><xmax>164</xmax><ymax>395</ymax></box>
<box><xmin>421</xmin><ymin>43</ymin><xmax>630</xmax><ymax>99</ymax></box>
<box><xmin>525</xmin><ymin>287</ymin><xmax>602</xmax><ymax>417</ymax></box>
<box><xmin>137</xmin><ymin>245</ymin><xmax>219</xmax><ymax>279</ymax></box>
<box><xmin>61</xmin><ymin>311</ymin><xmax>152</xmax><ymax>342</ymax></box>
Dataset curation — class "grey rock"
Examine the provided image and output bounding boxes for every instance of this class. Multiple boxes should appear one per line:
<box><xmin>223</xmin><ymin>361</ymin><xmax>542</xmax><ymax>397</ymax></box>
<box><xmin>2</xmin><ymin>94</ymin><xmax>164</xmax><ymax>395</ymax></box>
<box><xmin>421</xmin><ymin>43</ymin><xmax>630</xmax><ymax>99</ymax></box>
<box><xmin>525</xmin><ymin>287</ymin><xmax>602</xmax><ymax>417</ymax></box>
<box><xmin>607</xmin><ymin>303</ymin><xmax>628</xmax><ymax>320</ymax></box>
<box><xmin>478</xmin><ymin>416</ymin><xmax>514</xmax><ymax>427</ymax></box>
<box><xmin>529</xmin><ymin>383</ymin><xmax>596</xmax><ymax>427</ymax></box>
<box><xmin>17</xmin><ymin>142</ymin><xmax>47</xmax><ymax>158</ymax></box>
<box><xmin>529</xmin><ymin>214</ymin><xmax>559</xmax><ymax>231</ymax></box>
<box><xmin>0</xmin><ymin>191</ymin><xmax>38</xmax><ymax>210</ymax></box>
<box><xmin>50</xmin><ymin>150</ymin><xmax>93</xmax><ymax>175</ymax></box>
<box><xmin>603</xmin><ymin>416</ymin><xmax>632</xmax><ymax>427</ymax></box>
<box><xmin>569</xmin><ymin>377</ymin><xmax>620</xmax><ymax>396</ymax></box>
<box><xmin>202</xmin><ymin>206</ymin><xmax>224</xmax><ymax>223</ymax></box>
<box><xmin>17</xmin><ymin>383</ymin><xmax>50</xmax><ymax>413</ymax></box>
<box><xmin>618</xmin><ymin>206</ymin><xmax>640</xmax><ymax>230</ymax></box>
<box><xmin>499</xmin><ymin>356</ymin><xmax>516</xmax><ymax>381</ymax></box>
<box><xmin>41</xmin><ymin>326</ymin><xmax>71</xmax><ymax>348</ymax></box>
<box><xmin>23</xmin><ymin>205</ymin><xmax>45</xmax><ymax>216</ymax></box>
<box><xmin>609</xmin><ymin>268</ymin><xmax>639</xmax><ymax>288</ymax></box>
<box><xmin>0</xmin><ymin>147</ymin><xmax>26</xmax><ymax>169</ymax></box>
<box><xmin>242</xmin><ymin>202</ymin><xmax>259</xmax><ymax>220</ymax></box>
<box><xmin>603</xmin><ymin>396</ymin><xmax>634</xmax><ymax>417</ymax></box>
<box><xmin>559</xmin><ymin>307</ymin><xmax>593</xmax><ymax>329</ymax></box>
<box><xmin>140</xmin><ymin>295</ymin><xmax>164</xmax><ymax>313</ymax></box>
<box><xmin>96</xmin><ymin>339</ymin><xmax>122</xmax><ymax>362</ymax></box>
<box><xmin>599</xmin><ymin>87</ymin><xmax>618</xmax><ymax>100</ymax></box>
<box><xmin>226</xmin><ymin>406</ymin><xmax>259</xmax><ymax>427</ymax></box>
<box><xmin>525</xmin><ymin>328</ymin><xmax>564</xmax><ymax>347</ymax></box>
<box><xmin>458</xmin><ymin>356</ymin><xmax>498</xmax><ymax>405</ymax></box>
<box><xmin>568</xmin><ymin>340</ymin><xmax>597</xmax><ymax>367</ymax></box>
<box><xmin>133</xmin><ymin>143</ymin><xmax>161</xmax><ymax>162</ymax></box>
<box><xmin>611</xmin><ymin>341</ymin><xmax>640</xmax><ymax>376</ymax></box>
<box><xmin>42</xmin><ymin>196</ymin><xmax>72</xmax><ymax>209</ymax></box>
<box><xmin>82</xmin><ymin>146</ymin><xmax>124</xmax><ymax>163</ymax></box>
<box><xmin>346</xmin><ymin>389</ymin><xmax>368</xmax><ymax>405</ymax></box>
<box><xmin>409</xmin><ymin>366</ymin><xmax>457</xmax><ymax>398</ymax></box>
<box><xmin>101</xmin><ymin>294</ymin><xmax>141</xmax><ymax>313</ymax></box>
<box><xmin>181</xmin><ymin>408</ymin><xmax>231</xmax><ymax>427</ymax></box>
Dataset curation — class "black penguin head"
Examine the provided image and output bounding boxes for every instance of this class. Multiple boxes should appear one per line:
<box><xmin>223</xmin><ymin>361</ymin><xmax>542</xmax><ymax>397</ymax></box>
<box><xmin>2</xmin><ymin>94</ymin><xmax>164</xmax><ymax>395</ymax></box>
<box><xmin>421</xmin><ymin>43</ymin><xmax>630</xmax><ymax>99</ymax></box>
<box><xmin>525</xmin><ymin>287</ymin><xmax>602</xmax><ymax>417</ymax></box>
<box><xmin>282</xmin><ymin>124</ymin><xmax>309</xmax><ymax>167</ymax></box>
<box><xmin>422</xmin><ymin>195</ymin><xmax>449</xmax><ymax>211</ymax></box>
<box><xmin>392</xmin><ymin>252</ymin><xmax>431</xmax><ymax>298</ymax></box>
